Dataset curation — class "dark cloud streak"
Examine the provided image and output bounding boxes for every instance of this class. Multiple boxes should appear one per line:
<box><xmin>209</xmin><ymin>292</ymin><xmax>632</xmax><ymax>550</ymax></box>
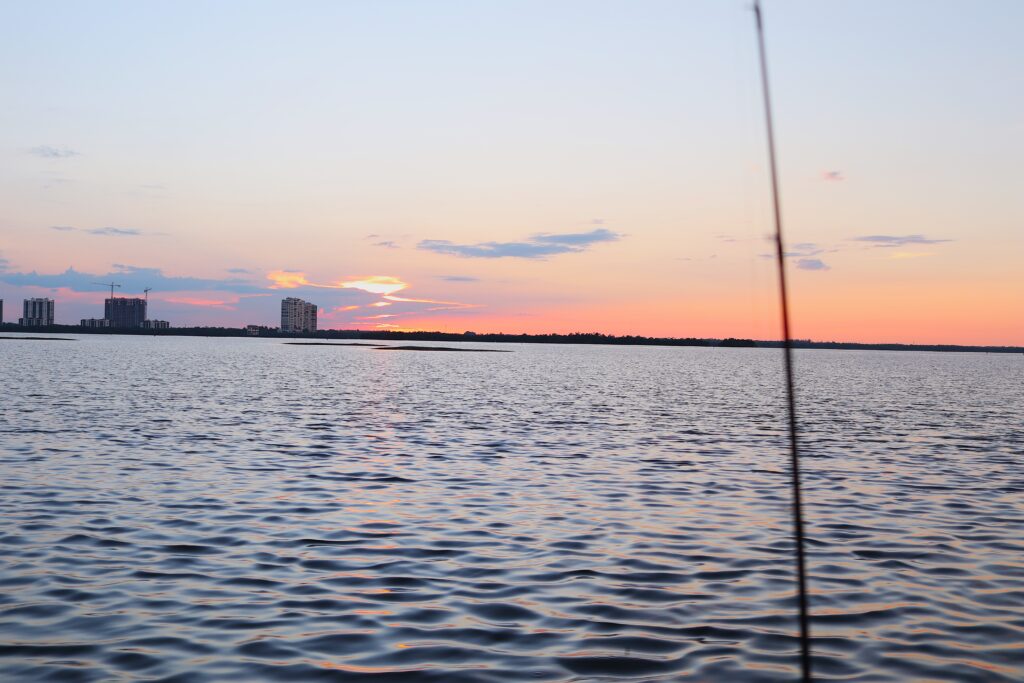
<box><xmin>852</xmin><ymin>234</ymin><xmax>952</xmax><ymax>247</ymax></box>
<box><xmin>796</xmin><ymin>258</ymin><xmax>830</xmax><ymax>271</ymax></box>
<box><xmin>419</xmin><ymin>228</ymin><xmax>621</xmax><ymax>259</ymax></box>
<box><xmin>0</xmin><ymin>265</ymin><xmax>264</xmax><ymax>294</ymax></box>
<box><xmin>30</xmin><ymin>145</ymin><xmax>79</xmax><ymax>159</ymax></box>
<box><xmin>532</xmin><ymin>228</ymin><xmax>620</xmax><ymax>246</ymax></box>
<box><xmin>49</xmin><ymin>226</ymin><xmax>157</xmax><ymax>237</ymax></box>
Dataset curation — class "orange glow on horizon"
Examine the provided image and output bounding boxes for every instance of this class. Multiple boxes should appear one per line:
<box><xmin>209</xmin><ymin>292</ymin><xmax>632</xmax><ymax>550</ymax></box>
<box><xmin>238</xmin><ymin>268</ymin><xmax>1022</xmax><ymax>346</ymax></box>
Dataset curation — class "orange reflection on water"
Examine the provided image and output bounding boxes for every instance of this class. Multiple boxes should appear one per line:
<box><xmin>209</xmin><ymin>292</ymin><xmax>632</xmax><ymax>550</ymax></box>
<box><xmin>893</xmin><ymin>653</ymin><xmax>1019</xmax><ymax>676</ymax></box>
<box><xmin>312</xmin><ymin>660</ymin><xmax>405</xmax><ymax>673</ymax></box>
<box><xmin>309</xmin><ymin>659</ymin><xmax>486</xmax><ymax>674</ymax></box>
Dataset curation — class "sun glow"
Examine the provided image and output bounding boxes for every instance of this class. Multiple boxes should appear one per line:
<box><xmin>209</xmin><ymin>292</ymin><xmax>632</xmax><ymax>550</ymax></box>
<box><xmin>267</xmin><ymin>272</ymin><xmax>408</xmax><ymax>296</ymax></box>
<box><xmin>266</xmin><ymin>270</ymin><xmax>310</xmax><ymax>289</ymax></box>
<box><xmin>341</xmin><ymin>276</ymin><xmax>408</xmax><ymax>296</ymax></box>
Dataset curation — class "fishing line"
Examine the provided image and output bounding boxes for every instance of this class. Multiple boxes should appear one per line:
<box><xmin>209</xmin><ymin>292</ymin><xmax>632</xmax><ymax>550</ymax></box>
<box><xmin>752</xmin><ymin>2</ymin><xmax>813</xmax><ymax>680</ymax></box>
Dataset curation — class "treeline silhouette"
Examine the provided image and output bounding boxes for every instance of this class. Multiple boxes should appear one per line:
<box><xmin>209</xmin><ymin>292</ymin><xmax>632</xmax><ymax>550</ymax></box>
<box><xmin>3</xmin><ymin>323</ymin><xmax>1021</xmax><ymax>353</ymax></box>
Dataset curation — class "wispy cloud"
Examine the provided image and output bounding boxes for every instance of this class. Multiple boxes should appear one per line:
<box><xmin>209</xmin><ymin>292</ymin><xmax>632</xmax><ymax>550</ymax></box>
<box><xmin>532</xmin><ymin>228</ymin><xmax>621</xmax><ymax>246</ymax></box>
<box><xmin>821</xmin><ymin>170</ymin><xmax>844</xmax><ymax>182</ymax></box>
<box><xmin>419</xmin><ymin>240</ymin><xmax>564</xmax><ymax>259</ymax></box>
<box><xmin>384</xmin><ymin>294</ymin><xmax>476</xmax><ymax>309</ymax></box>
<box><xmin>373</xmin><ymin>241</ymin><xmax>399</xmax><ymax>249</ymax></box>
<box><xmin>796</xmin><ymin>258</ymin><xmax>830</xmax><ymax>271</ymax></box>
<box><xmin>790</xmin><ymin>242</ymin><xmax>823</xmax><ymax>255</ymax></box>
<box><xmin>761</xmin><ymin>242</ymin><xmax>827</xmax><ymax>259</ymax></box>
<box><xmin>851</xmin><ymin>234</ymin><xmax>952</xmax><ymax>247</ymax></box>
<box><xmin>89</xmin><ymin>227</ymin><xmax>143</xmax><ymax>236</ymax></box>
<box><xmin>760</xmin><ymin>242</ymin><xmax>831</xmax><ymax>271</ymax></box>
<box><xmin>50</xmin><ymin>225</ymin><xmax>155</xmax><ymax>237</ymax></box>
<box><xmin>30</xmin><ymin>145</ymin><xmax>79</xmax><ymax>159</ymax></box>
<box><xmin>438</xmin><ymin>275</ymin><xmax>479</xmax><ymax>282</ymax></box>
<box><xmin>226</xmin><ymin>267</ymin><xmax>252</xmax><ymax>274</ymax></box>
<box><xmin>419</xmin><ymin>228</ymin><xmax>621</xmax><ymax>259</ymax></box>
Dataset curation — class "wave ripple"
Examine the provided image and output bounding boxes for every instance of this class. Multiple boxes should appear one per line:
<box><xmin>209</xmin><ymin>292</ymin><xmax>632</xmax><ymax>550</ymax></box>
<box><xmin>1</xmin><ymin>337</ymin><xmax>1022</xmax><ymax>681</ymax></box>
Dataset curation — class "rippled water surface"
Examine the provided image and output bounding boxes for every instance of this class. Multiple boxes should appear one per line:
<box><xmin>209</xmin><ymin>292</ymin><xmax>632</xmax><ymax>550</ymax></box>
<box><xmin>2</xmin><ymin>335</ymin><xmax>1022</xmax><ymax>681</ymax></box>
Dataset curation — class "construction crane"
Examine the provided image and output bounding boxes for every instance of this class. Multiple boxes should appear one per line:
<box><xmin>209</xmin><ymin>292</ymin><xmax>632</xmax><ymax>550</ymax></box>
<box><xmin>93</xmin><ymin>282</ymin><xmax>121</xmax><ymax>299</ymax></box>
<box><xmin>143</xmin><ymin>287</ymin><xmax>152</xmax><ymax>302</ymax></box>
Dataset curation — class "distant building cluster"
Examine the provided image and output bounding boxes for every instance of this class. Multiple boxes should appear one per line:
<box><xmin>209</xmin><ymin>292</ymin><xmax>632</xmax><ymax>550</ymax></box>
<box><xmin>0</xmin><ymin>293</ymin><xmax>324</xmax><ymax>335</ymax></box>
<box><xmin>46</xmin><ymin>295</ymin><xmax>320</xmax><ymax>335</ymax></box>
<box><xmin>106</xmin><ymin>297</ymin><xmax>147</xmax><ymax>328</ymax></box>
<box><xmin>0</xmin><ymin>292</ymin><xmax>173</xmax><ymax>330</ymax></box>
<box><xmin>80</xmin><ymin>296</ymin><xmax>169</xmax><ymax>330</ymax></box>
<box><xmin>280</xmin><ymin>297</ymin><xmax>317</xmax><ymax>333</ymax></box>
<box><xmin>20</xmin><ymin>298</ymin><xmax>55</xmax><ymax>326</ymax></box>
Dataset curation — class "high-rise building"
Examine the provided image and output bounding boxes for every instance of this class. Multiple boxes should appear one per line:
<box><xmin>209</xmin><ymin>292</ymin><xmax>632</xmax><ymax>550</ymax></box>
<box><xmin>281</xmin><ymin>297</ymin><xmax>317</xmax><ymax>333</ymax></box>
<box><xmin>105</xmin><ymin>298</ymin><xmax>147</xmax><ymax>328</ymax></box>
<box><xmin>20</xmin><ymin>298</ymin><xmax>54</xmax><ymax>326</ymax></box>
<box><xmin>0</xmin><ymin>299</ymin><xmax>3</xmax><ymax>324</ymax></box>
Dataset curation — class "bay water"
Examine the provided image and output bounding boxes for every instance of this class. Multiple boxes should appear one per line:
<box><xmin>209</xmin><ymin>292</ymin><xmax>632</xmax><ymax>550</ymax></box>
<box><xmin>1</xmin><ymin>335</ymin><xmax>1021</xmax><ymax>681</ymax></box>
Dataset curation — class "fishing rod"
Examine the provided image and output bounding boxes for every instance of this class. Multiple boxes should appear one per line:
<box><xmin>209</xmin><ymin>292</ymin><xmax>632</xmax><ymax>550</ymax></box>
<box><xmin>752</xmin><ymin>1</ymin><xmax>813</xmax><ymax>680</ymax></box>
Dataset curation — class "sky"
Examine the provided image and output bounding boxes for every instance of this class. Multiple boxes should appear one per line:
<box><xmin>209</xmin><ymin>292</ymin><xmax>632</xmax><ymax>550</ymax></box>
<box><xmin>1</xmin><ymin>1</ymin><xmax>1021</xmax><ymax>344</ymax></box>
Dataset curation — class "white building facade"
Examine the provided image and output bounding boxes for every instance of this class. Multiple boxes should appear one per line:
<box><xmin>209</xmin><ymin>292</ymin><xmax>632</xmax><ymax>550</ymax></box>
<box><xmin>21</xmin><ymin>298</ymin><xmax>54</xmax><ymax>326</ymax></box>
<box><xmin>281</xmin><ymin>297</ymin><xmax>317</xmax><ymax>333</ymax></box>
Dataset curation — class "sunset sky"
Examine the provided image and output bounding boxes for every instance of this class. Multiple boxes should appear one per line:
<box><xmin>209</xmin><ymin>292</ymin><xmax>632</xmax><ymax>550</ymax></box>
<box><xmin>1</xmin><ymin>1</ymin><xmax>1021</xmax><ymax>344</ymax></box>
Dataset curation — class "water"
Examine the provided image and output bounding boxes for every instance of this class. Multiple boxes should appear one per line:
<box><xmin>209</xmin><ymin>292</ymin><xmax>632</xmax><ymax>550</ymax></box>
<box><xmin>1</xmin><ymin>334</ymin><xmax>1022</xmax><ymax>682</ymax></box>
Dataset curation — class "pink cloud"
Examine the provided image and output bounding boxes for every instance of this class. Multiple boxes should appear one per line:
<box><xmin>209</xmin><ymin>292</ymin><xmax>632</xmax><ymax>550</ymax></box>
<box><xmin>163</xmin><ymin>296</ymin><xmax>238</xmax><ymax>309</ymax></box>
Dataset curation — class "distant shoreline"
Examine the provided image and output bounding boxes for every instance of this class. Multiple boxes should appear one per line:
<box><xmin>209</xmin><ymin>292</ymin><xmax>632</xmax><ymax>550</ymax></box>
<box><xmin>1</xmin><ymin>324</ymin><xmax>1020</xmax><ymax>354</ymax></box>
